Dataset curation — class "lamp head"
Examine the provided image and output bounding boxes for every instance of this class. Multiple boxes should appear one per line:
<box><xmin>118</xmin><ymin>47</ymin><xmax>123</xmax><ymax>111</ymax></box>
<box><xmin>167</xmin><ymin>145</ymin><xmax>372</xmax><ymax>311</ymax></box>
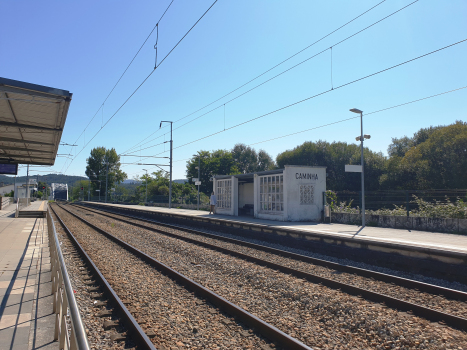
<box><xmin>350</xmin><ymin>108</ymin><xmax>363</xmax><ymax>114</ymax></box>
<box><xmin>364</xmin><ymin>134</ymin><xmax>371</xmax><ymax>139</ymax></box>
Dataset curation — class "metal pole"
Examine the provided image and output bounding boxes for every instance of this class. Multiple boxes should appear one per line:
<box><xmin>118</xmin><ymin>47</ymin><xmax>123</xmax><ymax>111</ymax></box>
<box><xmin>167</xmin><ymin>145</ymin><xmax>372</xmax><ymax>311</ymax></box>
<box><xmin>105</xmin><ymin>162</ymin><xmax>109</xmax><ymax>203</ymax></box>
<box><xmin>144</xmin><ymin>169</ymin><xmax>148</xmax><ymax>203</ymax></box>
<box><xmin>98</xmin><ymin>181</ymin><xmax>101</xmax><ymax>202</ymax></box>
<box><xmin>14</xmin><ymin>175</ymin><xmax>16</xmax><ymax>201</ymax></box>
<box><xmin>169</xmin><ymin>122</ymin><xmax>173</xmax><ymax>209</ymax></box>
<box><xmin>360</xmin><ymin>111</ymin><xmax>365</xmax><ymax>228</ymax></box>
<box><xmin>197</xmin><ymin>156</ymin><xmax>200</xmax><ymax>210</ymax></box>
<box><xmin>26</xmin><ymin>164</ymin><xmax>29</xmax><ymax>202</ymax></box>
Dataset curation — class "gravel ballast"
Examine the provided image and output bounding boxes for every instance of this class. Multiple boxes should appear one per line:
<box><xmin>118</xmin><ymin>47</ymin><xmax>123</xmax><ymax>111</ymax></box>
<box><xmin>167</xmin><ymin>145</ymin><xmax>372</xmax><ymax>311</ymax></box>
<box><xmin>68</xmin><ymin>204</ymin><xmax>467</xmax><ymax>349</ymax></box>
<box><xmin>53</xmin><ymin>204</ymin><xmax>278</xmax><ymax>350</ymax></box>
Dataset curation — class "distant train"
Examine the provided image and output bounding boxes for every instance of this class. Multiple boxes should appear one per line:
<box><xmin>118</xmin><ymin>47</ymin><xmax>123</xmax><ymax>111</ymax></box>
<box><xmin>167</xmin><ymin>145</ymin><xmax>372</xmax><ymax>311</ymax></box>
<box><xmin>51</xmin><ymin>183</ymin><xmax>68</xmax><ymax>201</ymax></box>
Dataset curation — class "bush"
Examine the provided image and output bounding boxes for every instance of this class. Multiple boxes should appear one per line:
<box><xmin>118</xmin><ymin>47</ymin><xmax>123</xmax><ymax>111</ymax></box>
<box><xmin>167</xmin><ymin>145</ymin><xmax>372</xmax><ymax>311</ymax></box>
<box><xmin>333</xmin><ymin>195</ymin><xmax>466</xmax><ymax>219</ymax></box>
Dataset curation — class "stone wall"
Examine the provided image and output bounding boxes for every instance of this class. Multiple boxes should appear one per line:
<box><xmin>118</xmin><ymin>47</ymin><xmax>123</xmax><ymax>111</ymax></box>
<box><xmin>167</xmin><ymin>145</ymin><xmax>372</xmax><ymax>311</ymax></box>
<box><xmin>332</xmin><ymin>212</ymin><xmax>467</xmax><ymax>234</ymax></box>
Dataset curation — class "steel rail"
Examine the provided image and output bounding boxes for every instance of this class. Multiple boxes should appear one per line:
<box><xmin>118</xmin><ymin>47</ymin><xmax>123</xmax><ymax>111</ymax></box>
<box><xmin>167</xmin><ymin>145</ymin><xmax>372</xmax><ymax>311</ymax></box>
<box><xmin>48</xmin><ymin>209</ymin><xmax>91</xmax><ymax>350</ymax></box>
<box><xmin>77</xmin><ymin>203</ymin><xmax>467</xmax><ymax>302</ymax></box>
<box><xmin>73</xmin><ymin>203</ymin><xmax>467</xmax><ymax>331</ymax></box>
<box><xmin>49</xmin><ymin>204</ymin><xmax>157</xmax><ymax>350</ymax></box>
<box><xmin>56</xmin><ymin>203</ymin><xmax>313</xmax><ymax>350</ymax></box>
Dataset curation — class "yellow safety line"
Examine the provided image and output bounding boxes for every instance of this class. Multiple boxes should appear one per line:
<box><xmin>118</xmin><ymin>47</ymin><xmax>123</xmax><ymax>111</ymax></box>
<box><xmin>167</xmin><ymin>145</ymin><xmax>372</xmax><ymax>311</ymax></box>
<box><xmin>38</xmin><ymin>201</ymin><xmax>45</xmax><ymax>211</ymax></box>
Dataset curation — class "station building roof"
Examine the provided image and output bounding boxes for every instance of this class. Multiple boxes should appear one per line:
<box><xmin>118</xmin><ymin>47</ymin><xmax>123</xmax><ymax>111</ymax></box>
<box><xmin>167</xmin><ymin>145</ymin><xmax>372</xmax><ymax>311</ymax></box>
<box><xmin>0</xmin><ymin>77</ymin><xmax>72</xmax><ymax>165</ymax></box>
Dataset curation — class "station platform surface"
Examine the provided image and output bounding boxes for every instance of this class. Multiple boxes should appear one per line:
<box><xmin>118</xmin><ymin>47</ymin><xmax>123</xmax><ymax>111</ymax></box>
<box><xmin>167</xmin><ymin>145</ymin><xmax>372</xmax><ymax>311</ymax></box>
<box><xmin>88</xmin><ymin>202</ymin><xmax>467</xmax><ymax>255</ymax></box>
<box><xmin>0</xmin><ymin>213</ymin><xmax>55</xmax><ymax>349</ymax></box>
<box><xmin>19</xmin><ymin>201</ymin><xmax>48</xmax><ymax>212</ymax></box>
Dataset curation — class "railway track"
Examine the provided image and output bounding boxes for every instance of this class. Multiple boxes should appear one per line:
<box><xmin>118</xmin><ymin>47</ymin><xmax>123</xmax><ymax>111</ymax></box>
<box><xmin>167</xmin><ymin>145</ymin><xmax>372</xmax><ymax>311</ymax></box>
<box><xmin>71</xmin><ymin>203</ymin><xmax>467</xmax><ymax>327</ymax></box>
<box><xmin>57</xmin><ymin>204</ymin><xmax>465</xmax><ymax>348</ymax></box>
<box><xmin>50</xmin><ymin>205</ymin><xmax>156</xmax><ymax>349</ymax></box>
<box><xmin>51</xmin><ymin>203</ymin><xmax>312</xmax><ymax>350</ymax></box>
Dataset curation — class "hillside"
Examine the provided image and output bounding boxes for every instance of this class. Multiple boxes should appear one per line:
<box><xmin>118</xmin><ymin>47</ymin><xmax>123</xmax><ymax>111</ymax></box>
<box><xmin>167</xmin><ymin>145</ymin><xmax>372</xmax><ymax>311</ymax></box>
<box><xmin>0</xmin><ymin>174</ymin><xmax>88</xmax><ymax>187</ymax></box>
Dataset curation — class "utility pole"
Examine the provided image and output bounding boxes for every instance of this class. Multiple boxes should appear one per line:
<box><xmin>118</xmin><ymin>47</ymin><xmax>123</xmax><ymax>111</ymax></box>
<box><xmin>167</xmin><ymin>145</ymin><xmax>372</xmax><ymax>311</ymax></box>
<box><xmin>105</xmin><ymin>161</ymin><xmax>109</xmax><ymax>203</ymax></box>
<box><xmin>26</xmin><ymin>164</ymin><xmax>29</xmax><ymax>203</ymax></box>
<box><xmin>160</xmin><ymin>121</ymin><xmax>173</xmax><ymax>209</ymax></box>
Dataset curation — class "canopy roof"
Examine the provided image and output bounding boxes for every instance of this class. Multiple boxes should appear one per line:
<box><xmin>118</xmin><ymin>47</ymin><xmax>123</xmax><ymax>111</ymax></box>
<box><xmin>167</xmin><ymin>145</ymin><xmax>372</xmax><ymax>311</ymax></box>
<box><xmin>0</xmin><ymin>77</ymin><xmax>72</xmax><ymax>165</ymax></box>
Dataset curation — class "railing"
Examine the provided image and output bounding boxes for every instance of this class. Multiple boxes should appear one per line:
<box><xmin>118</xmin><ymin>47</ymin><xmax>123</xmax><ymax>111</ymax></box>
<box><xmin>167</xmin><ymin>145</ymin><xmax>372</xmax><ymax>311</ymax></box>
<box><xmin>47</xmin><ymin>208</ymin><xmax>90</xmax><ymax>350</ymax></box>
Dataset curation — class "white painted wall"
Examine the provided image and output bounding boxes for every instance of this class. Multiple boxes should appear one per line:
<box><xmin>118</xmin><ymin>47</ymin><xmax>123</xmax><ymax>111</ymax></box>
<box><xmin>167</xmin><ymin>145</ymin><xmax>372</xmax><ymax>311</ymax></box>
<box><xmin>284</xmin><ymin>165</ymin><xmax>326</xmax><ymax>222</ymax></box>
<box><xmin>238</xmin><ymin>183</ymin><xmax>254</xmax><ymax>208</ymax></box>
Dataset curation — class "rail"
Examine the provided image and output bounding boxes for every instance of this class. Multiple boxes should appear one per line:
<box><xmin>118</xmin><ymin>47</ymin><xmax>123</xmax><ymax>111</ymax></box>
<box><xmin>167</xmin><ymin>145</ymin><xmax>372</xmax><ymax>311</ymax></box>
<box><xmin>47</xmin><ymin>207</ymin><xmax>90</xmax><ymax>350</ymax></box>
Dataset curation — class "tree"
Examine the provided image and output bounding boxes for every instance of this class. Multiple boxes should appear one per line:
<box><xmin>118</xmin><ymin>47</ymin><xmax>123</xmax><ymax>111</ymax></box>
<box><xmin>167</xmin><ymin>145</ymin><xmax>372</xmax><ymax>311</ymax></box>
<box><xmin>276</xmin><ymin>140</ymin><xmax>386</xmax><ymax>191</ymax></box>
<box><xmin>186</xmin><ymin>150</ymin><xmax>239</xmax><ymax>195</ymax></box>
<box><xmin>85</xmin><ymin>147</ymin><xmax>126</xmax><ymax>200</ymax></box>
<box><xmin>381</xmin><ymin>121</ymin><xmax>467</xmax><ymax>190</ymax></box>
<box><xmin>231</xmin><ymin>143</ymin><xmax>275</xmax><ymax>173</ymax></box>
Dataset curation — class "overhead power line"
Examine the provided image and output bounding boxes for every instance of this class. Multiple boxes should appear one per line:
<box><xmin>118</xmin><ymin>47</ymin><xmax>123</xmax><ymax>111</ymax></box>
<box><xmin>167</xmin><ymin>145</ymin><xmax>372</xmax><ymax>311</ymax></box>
<box><xmin>249</xmin><ymin>85</ymin><xmax>467</xmax><ymax>146</ymax></box>
<box><xmin>148</xmin><ymin>38</ymin><xmax>467</xmax><ymax>156</ymax></box>
<box><xmin>65</xmin><ymin>0</ymin><xmax>176</xmax><ymax>163</ymax></box>
<box><xmin>130</xmin><ymin>84</ymin><xmax>467</xmax><ymax>177</ymax></box>
<box><xmin>64</xmin><ymin>0</ymin><xmax>218</xmax><ymax>174</ymax></box>
<box><xmin>123</xmin><ymin>0</ymin><xmax>419</xmax><ymax>155</ymax></box>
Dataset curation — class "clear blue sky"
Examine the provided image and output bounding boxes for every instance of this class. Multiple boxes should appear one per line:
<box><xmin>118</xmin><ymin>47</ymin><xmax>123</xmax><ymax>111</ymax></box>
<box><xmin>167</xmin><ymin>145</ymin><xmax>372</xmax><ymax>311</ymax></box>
<box><xmin>2</xmin><ymin>0</ymin><xmax>466</xmax><ymax>180</ymax></box>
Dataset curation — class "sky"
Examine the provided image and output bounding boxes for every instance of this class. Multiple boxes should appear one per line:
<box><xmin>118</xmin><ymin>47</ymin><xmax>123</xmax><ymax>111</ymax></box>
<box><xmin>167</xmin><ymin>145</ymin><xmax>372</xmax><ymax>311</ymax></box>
<box><xmin>1</xmin><ymin>0</ymin><xmax>466</xmax><ymax>181</ymax></box>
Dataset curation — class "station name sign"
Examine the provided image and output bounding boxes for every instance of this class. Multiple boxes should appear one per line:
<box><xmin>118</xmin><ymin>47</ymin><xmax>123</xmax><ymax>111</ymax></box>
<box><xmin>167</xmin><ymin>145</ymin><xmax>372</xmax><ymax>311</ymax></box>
<box><xmin>295</xmin><ymin>173</ymin><xmax>318</xmax><ymax>180</ymax></box>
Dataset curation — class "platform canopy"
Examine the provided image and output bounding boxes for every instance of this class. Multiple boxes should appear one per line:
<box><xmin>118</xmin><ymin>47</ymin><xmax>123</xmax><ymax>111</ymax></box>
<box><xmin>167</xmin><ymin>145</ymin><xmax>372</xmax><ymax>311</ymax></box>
<box><xmin>0</xmin><ymin>77</ymin><xmax>72</xmax><ymax>166</ymax></box>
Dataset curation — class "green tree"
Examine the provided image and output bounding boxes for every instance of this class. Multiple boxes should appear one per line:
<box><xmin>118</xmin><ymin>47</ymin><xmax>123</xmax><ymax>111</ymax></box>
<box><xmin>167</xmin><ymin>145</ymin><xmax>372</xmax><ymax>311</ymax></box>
<box><xmin>381</xmin><ymin>121</ymin><xmax>467</xmax><ymax>189</ymax></box>
<box><xmin>186</xmin><ymin>150</ymin><xmax>239</xmax><ymax>195</ymax></box>
<box><xmin>85</xmin><ymin>147</ymin><xmax>126</xmax><ymax>200</ymax></box>
<box><xmin>231</xmin><ymin>143</ymin><xmax>275</xmax><ymax>173</ymax></box>
<box><xmin>276</xmin><ymin>140</ymin><xmax>386</xmax><ymax>191</ymax></box>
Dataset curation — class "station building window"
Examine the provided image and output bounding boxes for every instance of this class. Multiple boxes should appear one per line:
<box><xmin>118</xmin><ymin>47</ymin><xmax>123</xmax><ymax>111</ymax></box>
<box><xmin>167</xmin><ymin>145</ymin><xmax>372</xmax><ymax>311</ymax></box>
<box><xmin>300</xmin><ymin>184</ymin><xmax>314</xmax><ymax>205</ymax></box>
<box><xmin>259</xmin><ymin>175</ymin><xmax>283</xmax><ymax>212</ymax></box>
<box><xmin>216</xmin><ymin>179</ymin><xmax>231</xmax><ymax>209</ymax></box>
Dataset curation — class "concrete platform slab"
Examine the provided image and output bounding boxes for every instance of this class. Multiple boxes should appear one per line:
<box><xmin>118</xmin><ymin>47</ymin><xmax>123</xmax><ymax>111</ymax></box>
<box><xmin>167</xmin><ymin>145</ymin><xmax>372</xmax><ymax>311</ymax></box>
<box><xmin>89</xmin><ymin>202</ymin><xmax>467</xmax><ymax>254</ymax></box>
<box><xmin>0</xmin><ymin>214</ymin><xmax>57</xmax><ymax>350</ymax></box>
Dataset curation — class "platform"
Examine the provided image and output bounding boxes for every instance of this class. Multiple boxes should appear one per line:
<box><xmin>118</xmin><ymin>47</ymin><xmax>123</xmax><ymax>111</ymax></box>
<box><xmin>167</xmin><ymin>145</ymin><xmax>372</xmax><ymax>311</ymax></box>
<box><xmin>86</xmin><ymin>202</ymin><xmax>467</xmax><ymax>260</ymax></box>
<box><xmin>0</xmin><ymin>212</ymin><xmax>55</xmax><ymax>349</ymax></box>
<box><xmin>18</xmin><ymin>201</ymin><xmax>48</xmax><ymax>219</ymax></box>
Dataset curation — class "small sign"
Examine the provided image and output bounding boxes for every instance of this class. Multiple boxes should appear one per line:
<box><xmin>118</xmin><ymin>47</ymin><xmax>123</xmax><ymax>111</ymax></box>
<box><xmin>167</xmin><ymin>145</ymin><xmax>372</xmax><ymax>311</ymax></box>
<box><xmin>192</xmin><ymin>178</ymin><xmax>198</xmax><ymax>182</ymax></box>
<box><xmin>195</xmin><ymin>181</ymin><xmax>201</xmax><ymax>186</ymax></box>
<box><xmin>111</xmin><ymin>188</ymin><xmax>116</xmax><ymax>191</ymax></box>
<box><xmin>345</xmin><ymin>165</ymin><xmax>362</xmax><ymax>173</ymax></box>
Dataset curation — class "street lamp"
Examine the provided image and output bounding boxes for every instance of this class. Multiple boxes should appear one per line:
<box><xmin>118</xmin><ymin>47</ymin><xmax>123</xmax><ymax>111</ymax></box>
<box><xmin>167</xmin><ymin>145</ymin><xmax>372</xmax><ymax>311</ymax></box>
<box><xmin>105</xmin><ymin>161</ymin><xmax>109</xmax><ymax>203</ymax></box>
<box><xmin>350</xmin><ymin>108</ymin><xmax>370</xmax><ymax>228</ymax></box>
<box><xmin>160</xmin><ymin>121</ymin><xmax>173</xmax><ymax>209</ymax></box>
<box><xmin>143</xmin><ymin>169</ymin><xmax>148</xmax><ymax>204</ymax></box>
<box><xmin>195</xmin><ymin>156</ymin><xmax>200</xmax><ymax>210</ymax></box>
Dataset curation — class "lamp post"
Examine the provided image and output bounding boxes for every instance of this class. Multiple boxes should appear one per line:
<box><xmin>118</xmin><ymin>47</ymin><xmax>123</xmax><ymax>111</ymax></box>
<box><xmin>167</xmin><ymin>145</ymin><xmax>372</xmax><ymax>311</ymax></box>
<box><xmin>160</xmin><ymin>121</ymin><xmax>173</xmax><ymax>209</ymax></box>
<box><xmin>195</xmin><ymin>156</ymin><xmax>200</xmax><ymax>210</ymax></box>
<box><xmin>143</xmin><ymin>169</ymin><xmax>148</xmax><ymax>204</ymax></box>
<box><xmin>98</xmin><ymin>180</ymin><xmax>101</xmax><ymax>202</ymax></box>
<box><xmin>349</xmin><ymin>108</ymin><xmax>371</xmax><ymax>228</ymax></box>
<box><xmin>105</xmin><ymin>161</ymin><xmax>109</xmax><ymax>203</ymax></box>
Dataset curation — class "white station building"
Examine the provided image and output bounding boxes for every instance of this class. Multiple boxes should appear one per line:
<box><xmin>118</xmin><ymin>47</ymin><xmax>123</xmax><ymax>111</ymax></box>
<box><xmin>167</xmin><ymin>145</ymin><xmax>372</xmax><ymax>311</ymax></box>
<box><xmin>213</xmin><ymin>165</ymin><xmax>326</xmax><ymax>222</ymax></box>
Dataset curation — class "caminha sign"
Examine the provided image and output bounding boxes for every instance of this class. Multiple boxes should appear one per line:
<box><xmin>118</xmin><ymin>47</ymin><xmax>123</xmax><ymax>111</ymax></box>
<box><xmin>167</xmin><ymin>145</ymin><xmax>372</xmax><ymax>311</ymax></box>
<box><xmin>295</xmin><ymin>173</ymin><xmax>318</xmax><ymax>180</ymax></box>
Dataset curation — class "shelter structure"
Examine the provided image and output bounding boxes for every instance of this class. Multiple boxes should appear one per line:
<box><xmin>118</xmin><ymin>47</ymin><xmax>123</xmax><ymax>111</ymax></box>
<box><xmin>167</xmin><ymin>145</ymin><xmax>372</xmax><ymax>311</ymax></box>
<box><xmin>0</xmin><ymin>77</ymin><xmax>72</xmax><ymax>166</ymax></box>
<box><xmin>213</xmin><ymin>165</ymin><xmax>326</xmax><ymax>222</ymax></box>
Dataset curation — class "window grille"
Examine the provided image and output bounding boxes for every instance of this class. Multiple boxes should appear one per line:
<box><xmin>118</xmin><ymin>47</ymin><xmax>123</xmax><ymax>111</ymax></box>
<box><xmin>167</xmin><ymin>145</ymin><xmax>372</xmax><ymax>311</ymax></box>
<box><xmin>216</xmin><ymin>179</ymin><xmax>231</xmax><ymax>209</ymax></box>
<box><xmin>300</xmin><ymin>184</ymin><xmax>314</xmax><ymax>205</ymax></box>
<box><xmin>259</xmin><ymin>175</ymin><xmax>284</xmax><ymax>212</ymax></box>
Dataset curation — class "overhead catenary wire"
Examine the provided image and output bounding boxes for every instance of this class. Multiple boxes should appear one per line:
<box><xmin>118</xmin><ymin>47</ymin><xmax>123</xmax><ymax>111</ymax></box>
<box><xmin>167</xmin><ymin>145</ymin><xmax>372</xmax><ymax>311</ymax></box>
<box><xmin>123</xmin><ymin>0</ymin><xmax>419</xmax><ymax>155</ymax></box>
<box><xmin>65</xmin><ymin>0</ymin><xmax>176</xmax><ymax>159</ymax></box>
<box><xmin>122</xmin><ymin>0</ymin><xmax>389</xmax><ymax>155</ymax></box>
<box><xmin>63</xmin><ymin>0</ymin><xmax>219</xmax><ymax>174</ymax></box>
<box><xmin>146</xmin><ymin>38</ymin><xmax>467</xmax><ymax>157</ymax></box>
<box><xmin>132</xmin><ymin>84</ymin><xmax>467</xmax><ymax>178</ymax></box>
<box><xmin>249</xmin><ymin>85</ymin><xmax>467</xmax><ymax>146</ymax></box>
